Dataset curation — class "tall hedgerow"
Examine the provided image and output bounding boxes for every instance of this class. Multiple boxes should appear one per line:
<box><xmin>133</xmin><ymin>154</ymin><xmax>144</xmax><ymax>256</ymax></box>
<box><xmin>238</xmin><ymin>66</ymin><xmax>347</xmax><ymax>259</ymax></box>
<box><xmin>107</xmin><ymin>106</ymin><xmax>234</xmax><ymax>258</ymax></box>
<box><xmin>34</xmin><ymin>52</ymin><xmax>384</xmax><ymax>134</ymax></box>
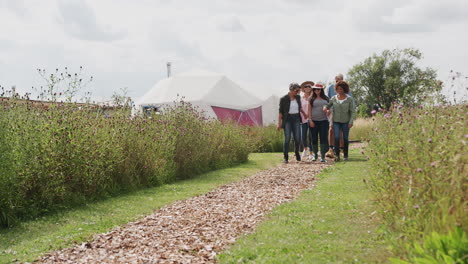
<box><xmin>0</xmin><ymin>98</ymin><xmax>251</xmax><ymax>227</ymax></box>
<box><xmin>364</xmin><ymin>104</ymin><xmax>467</xmax><ymax>262</ymax></box>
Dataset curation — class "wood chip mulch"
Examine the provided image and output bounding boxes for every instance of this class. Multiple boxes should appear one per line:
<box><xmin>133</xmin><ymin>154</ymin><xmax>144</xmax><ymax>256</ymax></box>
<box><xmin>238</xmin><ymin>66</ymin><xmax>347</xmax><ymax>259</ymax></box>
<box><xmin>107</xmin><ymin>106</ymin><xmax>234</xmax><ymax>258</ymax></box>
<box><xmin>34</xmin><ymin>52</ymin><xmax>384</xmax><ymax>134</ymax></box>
<box><xmin>38</xmin><ymin>160</ymin><xmax>330</xmax><ymax>263</ymax></box>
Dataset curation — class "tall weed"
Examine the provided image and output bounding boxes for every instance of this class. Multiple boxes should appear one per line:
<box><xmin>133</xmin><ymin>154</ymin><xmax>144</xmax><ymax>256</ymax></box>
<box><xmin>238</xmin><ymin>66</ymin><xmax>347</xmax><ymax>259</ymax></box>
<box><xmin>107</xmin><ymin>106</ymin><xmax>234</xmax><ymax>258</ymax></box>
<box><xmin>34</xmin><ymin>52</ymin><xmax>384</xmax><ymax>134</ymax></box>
<box><xmin>0</xmin><ymin>99</ymin><xmax>250</xmax><ymax>227</ymax></box>
<box><xmin>366</xmin><ymin>104</ymin><xmax>467</xmax><ymax>260</ymax></box>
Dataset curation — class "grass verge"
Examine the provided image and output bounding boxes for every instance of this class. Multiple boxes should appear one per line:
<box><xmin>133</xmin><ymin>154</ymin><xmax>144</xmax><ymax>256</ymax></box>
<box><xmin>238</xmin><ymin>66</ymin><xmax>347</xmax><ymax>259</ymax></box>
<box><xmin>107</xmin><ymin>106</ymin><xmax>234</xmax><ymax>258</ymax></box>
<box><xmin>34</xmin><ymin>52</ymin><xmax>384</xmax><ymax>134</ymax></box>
<box><xmin>0</xmin><ymin>153</ymin><xmax>281</xmax><ymax>263</ymax></box>
<box><xmin>218</xmin><ymin>150</ymin><xmax>394</xmax><ymax>263</ymax></box>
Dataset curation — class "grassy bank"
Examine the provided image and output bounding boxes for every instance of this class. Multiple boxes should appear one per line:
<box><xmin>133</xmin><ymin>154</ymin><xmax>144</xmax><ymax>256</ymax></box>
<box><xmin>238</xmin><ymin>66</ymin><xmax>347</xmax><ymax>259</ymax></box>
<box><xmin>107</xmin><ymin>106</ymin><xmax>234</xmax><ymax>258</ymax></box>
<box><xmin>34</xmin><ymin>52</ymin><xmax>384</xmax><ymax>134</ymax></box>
<box><xmin>218</xmin><ymin>150</ymin><xmax>393</xmax><ymax>263</ymax></box>
<box><xmin>0</xmin><ymin>153</ymin><xmax>280</xmax><ymax>263</ymax></box>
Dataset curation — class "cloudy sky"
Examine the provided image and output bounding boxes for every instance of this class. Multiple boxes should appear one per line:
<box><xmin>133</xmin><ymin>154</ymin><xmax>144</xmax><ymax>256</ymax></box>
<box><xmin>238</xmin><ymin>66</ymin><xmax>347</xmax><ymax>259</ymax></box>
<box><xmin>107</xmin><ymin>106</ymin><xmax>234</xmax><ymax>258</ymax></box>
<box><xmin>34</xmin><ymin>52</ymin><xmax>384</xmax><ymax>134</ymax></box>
<box><xmin>1</xmin><ymin>0</ymin><xmax>467</xmax><ymax>101</ymax></box>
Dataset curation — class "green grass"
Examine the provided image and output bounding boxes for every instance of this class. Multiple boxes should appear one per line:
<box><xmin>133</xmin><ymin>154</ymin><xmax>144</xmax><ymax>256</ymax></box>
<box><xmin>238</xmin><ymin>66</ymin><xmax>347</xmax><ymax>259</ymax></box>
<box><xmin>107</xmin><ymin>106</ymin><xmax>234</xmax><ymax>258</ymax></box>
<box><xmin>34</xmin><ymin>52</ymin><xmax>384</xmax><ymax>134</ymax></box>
<box><xmin>0</xmin><ymin>153</ymin><xmax>281</xmax><ymax>263</ymax></box>
<box><xmin>218</xmin><ymin>150</ymin><xmax>394</xmax><ymax>263</ymax></box>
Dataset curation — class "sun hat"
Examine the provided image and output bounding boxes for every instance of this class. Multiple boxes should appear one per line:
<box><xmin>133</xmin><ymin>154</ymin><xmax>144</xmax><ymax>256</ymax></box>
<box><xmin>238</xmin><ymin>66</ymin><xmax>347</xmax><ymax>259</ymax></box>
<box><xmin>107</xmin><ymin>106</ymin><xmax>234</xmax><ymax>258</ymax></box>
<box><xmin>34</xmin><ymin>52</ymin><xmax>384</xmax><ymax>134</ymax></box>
<box><xmin>312</xmin><ymin>83</ymin><xmax>325</xmax><ymax>89</ymax></box>
<box><xmin>300</xmin><ymin>81</ymin><xmax>315</xmax><ymax>89</ymax></box>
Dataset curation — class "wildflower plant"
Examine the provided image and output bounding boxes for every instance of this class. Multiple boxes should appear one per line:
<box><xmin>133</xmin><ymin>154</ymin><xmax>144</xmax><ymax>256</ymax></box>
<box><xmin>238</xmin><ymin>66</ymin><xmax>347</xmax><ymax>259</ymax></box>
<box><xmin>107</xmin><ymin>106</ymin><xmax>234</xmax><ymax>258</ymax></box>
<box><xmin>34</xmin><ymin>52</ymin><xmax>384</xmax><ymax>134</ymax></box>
<box><xmin>366</xmin><ymin>103</ymin><xmax>467</xmax><ymax>260</ymax></box>
<box><xmin>0</xmin><ymin>93</ymin><xmax>251</xmax><ymax>227</ymax></box>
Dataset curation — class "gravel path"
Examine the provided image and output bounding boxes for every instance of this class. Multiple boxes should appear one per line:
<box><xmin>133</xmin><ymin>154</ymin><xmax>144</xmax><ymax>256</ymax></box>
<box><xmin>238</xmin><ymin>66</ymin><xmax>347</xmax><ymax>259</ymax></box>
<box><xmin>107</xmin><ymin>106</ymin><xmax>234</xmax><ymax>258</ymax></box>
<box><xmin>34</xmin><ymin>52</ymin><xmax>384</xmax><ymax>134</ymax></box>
<box><xmin>38</xmin><ymin>160</ymin><xmax>330</xmax><ymax>263</ymax></box>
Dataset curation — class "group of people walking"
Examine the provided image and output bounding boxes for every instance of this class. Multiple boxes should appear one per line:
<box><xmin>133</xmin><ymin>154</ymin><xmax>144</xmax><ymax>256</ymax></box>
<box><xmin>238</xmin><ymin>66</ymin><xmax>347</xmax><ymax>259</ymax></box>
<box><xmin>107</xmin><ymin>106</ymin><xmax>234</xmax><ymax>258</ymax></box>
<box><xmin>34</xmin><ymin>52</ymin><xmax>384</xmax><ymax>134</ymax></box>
<box><xmin>277</xmin><ymin>74</ymin><xmax>355</xmax><ymax>163</ymax></box>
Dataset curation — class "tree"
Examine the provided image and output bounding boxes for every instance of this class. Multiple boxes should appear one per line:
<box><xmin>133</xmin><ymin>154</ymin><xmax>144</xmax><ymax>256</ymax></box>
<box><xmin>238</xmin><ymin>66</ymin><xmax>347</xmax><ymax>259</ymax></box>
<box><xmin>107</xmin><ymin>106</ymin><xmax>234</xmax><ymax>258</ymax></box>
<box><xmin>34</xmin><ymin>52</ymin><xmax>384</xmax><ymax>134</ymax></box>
<box><xmin>347</xmin><ymin>48</ymin><xmax>441</xmax><ymax>113</ymax></box>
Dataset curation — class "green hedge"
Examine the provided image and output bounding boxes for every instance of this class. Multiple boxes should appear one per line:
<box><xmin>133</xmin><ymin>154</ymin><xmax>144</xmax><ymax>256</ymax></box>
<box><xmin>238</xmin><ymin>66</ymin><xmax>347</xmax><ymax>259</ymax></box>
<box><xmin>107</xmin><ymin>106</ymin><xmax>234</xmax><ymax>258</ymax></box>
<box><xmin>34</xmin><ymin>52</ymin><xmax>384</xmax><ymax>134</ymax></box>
<box><xmin>365</xmin><ymin>104</ymin><xmax>467</xmax><ymax>261</ymax></box>
<box><xmin>0</xmin><ymin>100</ymin><xmax>250</xmax><ymax>227</ymax></box>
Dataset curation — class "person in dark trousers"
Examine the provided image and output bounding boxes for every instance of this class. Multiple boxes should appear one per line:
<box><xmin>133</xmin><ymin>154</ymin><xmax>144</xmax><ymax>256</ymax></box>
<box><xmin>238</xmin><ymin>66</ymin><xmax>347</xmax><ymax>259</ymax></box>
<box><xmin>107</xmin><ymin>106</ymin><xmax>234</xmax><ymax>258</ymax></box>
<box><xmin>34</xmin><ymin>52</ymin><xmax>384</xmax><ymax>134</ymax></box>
<box><xmin>326</xmin><ymin>73</ymin><xmax>353</xmax><ymax>158</ymax></box>
<box><xmin>307</xmin><ymin>83</ymin><xmax>329</xmax><ymax>162</ymax></box>
<box><xmin>300</xmin><ymin>81</ymin><xmax>314</xmax><ymax>160</ymax></box>
<box><xmin>277</xmin><ymin>83</ymin><xmax>308</xmax><ymax>163</ymax></box>
<box><xmin>324</xmin><ymin>81</ymin><xmax>355</xmax><ymax>161</ymax></box>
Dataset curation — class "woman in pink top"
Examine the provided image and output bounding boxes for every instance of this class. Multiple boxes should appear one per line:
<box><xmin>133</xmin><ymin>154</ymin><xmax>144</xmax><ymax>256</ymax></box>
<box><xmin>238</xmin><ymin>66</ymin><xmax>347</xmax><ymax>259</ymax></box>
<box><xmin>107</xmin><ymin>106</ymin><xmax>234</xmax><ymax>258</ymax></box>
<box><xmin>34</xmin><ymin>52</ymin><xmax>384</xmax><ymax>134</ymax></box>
<box><xmin>300</xmin><ymin>81</ymin><xmax>314</xmax><ymax>159</ymax></box>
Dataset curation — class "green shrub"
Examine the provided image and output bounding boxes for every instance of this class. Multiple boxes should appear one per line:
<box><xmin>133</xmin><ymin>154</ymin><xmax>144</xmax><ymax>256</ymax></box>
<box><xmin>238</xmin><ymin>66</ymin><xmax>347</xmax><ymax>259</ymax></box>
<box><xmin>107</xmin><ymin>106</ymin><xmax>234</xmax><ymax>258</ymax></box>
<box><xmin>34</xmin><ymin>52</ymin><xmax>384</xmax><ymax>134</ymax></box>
<box><xmin>365</xmin><ymin>104</ymin><xmax>467</xmax><ymax>259</ymax></box>
<box><xmin>390</xmin><ymin>227</ymin><xmax>467</xmax><ymax>264</ymax></box>
<box><xmin>0</xmin><ymin>99</ymin><xmax>250</xmax><ymax>227</ymax></box>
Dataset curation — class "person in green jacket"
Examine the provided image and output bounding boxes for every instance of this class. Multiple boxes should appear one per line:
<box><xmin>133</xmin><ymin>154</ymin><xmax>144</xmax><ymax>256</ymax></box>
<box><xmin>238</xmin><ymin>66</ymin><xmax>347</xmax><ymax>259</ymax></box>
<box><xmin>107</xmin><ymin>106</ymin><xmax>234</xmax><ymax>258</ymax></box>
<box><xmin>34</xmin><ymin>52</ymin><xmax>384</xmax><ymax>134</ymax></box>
<box><xmin>323</xmin><ymin>80</ymin><xmax>355</xmax><ymax>161</ymax></box>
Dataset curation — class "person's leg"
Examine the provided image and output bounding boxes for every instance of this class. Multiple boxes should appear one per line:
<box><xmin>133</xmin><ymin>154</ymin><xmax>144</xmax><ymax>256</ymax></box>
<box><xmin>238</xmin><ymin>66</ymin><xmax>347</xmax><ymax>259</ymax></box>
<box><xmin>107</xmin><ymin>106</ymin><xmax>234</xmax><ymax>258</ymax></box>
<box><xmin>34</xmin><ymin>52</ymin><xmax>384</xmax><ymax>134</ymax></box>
<box><xmin>319</xmin><ymin>120</ymin><xmax>329</xmax><ymax>162</ymax></box>
<box><xmin>333</xmin><ymin>122</ymin><xmax>342</xmax><ymax>161</ymax></box>
<box><xmin>283</xmin><ymin>119</ymin><xmax>292</xmax><ymax>162</ymax></box>
<box><xmin>342</xmin><ymin>123</ymin><xmax>350</xmax><ymax>160</ymax></box>
<box><xmin>328</xmin><ymin>125</ymin><xmax>334</xmax><ymax>151</ymax></box>
<box><xmin>311</xmin><ymin>122</ymin><xmax>319</xmax><ymax>161</ymax></box>
<box><xmin>292</xmin><ymin>117</ymin><xmax>301</xmax><ymax>161</ymax></box>
<box><xmin>300</xmin><ymin>123</ymin><xmax>309</xmax><ymax>157</ymax></box>
<box><xmin>308</xmin><ymin>125</ymin><xmax>313</xmax><ymax>152</ymax></box>
<box><xmin>326</xmin><ymin>124</ymin><xmax>335</xmax><ymax>158</ymax></box>
<box><xmin>340</xmin><ymin>130</ymin><xmax>345</xmax><ymax>156</ymax></box>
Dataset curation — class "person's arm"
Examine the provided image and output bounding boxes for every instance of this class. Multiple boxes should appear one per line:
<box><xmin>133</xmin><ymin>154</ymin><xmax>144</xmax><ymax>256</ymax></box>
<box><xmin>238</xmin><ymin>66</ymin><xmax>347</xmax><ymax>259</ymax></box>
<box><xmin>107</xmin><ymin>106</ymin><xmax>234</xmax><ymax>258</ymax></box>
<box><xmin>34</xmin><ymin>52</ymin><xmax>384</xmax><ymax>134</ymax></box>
<box><xmin>323</xmin><ymin>97</ymin><xmax>334</xmax><ymax>111</ymax></box>
<box><xmin>277</xmin><ymin>113</ymin><xmax>283</xmax><ymax>130</ymax></box>
<box><xmin>348</xmin><ymin>97</ymin><xmax>356</xmax><ymax>128</ymax></box>
<box><xmin>300</xmin><ymin>107</ymin><xmax>308</xmax><ymax>120</ymax></box>
<box><xmin>308</xmin><ymin>100</ymin><xmax>315</xmax><ymax>128</ymax></box>
<box><xmin>278</xmin><ymin>98</ymin><xmax>284</xmax><ymax>130</ymax></box>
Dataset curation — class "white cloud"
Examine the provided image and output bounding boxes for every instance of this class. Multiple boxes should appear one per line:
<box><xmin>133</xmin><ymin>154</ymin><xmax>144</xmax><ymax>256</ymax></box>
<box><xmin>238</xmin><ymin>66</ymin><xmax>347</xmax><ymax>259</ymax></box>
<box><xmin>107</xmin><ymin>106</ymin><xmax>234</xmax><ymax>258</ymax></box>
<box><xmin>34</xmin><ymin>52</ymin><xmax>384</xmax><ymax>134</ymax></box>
<box><xmin>217</xmin><ymin>16</ymin><xmax>245</xmax><ymax>32</ymax></box>
<box><xmin>57</xmin><ymin>0</ymin><xmax>126</xmax><ymax>41</ymax></box>
<box><xmin>0</xmin><ymin>0</ymin><xmax>467</xmax><ymax>102</ymax></box>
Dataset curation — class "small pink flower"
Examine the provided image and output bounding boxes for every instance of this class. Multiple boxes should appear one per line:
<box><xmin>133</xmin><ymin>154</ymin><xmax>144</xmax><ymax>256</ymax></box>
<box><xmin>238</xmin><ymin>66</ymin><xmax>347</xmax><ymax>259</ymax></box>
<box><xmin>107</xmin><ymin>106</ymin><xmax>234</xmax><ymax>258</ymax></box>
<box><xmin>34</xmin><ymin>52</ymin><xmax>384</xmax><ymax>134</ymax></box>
<box><xmin>360</xmin><ymin>150</ymin><xmax>364</xmax><ymax>154</ymax></box>
<box><xmin>430</xmin><ymin>162</ymin><xmax>436</xmax><ymax>167</ymax></box>
<box><xmin>427</xmin><ymin>138</ymin><xmax>432</xmax><ymax>143</ymax></box>
<box><xmin>384</xmin><ymin>114</ymin><xmax>391</xmax><ymax>118</ymax></box>
<box><xmin>413</xmin><ymin>205</ymin><xmax>420</xmax><ymax>209</ymax></box>
<box><xmin>371</xmin><ymin>110</ymin><xmax>377</xmax><ymax>115</ymax></box>
<box><xmin>416</xmin><ymin>168</ymin><xmax>422</xmax><ymax>172</ymax></box>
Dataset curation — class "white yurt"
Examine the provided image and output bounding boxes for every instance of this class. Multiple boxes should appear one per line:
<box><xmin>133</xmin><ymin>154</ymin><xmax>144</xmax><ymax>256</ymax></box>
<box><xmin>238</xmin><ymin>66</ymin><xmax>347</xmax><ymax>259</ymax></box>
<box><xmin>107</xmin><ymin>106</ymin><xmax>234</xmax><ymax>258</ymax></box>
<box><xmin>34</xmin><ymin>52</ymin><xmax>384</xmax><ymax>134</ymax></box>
<box><xmin>134</xmin><ymin>69</ymin><xmax>279</xmax><ymax>126</ymax></box>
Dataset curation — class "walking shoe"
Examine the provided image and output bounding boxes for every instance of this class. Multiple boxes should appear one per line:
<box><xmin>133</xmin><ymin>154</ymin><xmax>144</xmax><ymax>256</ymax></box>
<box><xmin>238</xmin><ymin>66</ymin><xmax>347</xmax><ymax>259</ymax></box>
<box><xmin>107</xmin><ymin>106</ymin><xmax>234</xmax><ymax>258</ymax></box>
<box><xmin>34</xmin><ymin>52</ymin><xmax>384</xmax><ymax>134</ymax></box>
<box><xmin>325</xmin><ymin>149</ymin><xmax>335</xmax><ymax>158</ymax></box>
<box><xmin>321</xmin><ymin>158</ymin><xmax>326</xmax><ymax>162</ymax></box>
<box><xmin>301</xmin><ymin>149</ymin><xmax>309</xmax><ymax>160</ymax></box>
<box><xmin>312</xmin><ymin>153</ymin><xmax>318</xmax><ymax>161</ymax></box>
<box><xmin>282</xmin><ymin>159</ymin><xmax>288</xmax><ymax>164</ymax></box>
<box><xmin>334</xmin><ymin>156</ymin><xmax>340</xmax><ymax>162</ymax></box>
<box><xmin>344</xmin><ymin>157</ymin><xmax>349</xmax><ymax>161</ymax></box>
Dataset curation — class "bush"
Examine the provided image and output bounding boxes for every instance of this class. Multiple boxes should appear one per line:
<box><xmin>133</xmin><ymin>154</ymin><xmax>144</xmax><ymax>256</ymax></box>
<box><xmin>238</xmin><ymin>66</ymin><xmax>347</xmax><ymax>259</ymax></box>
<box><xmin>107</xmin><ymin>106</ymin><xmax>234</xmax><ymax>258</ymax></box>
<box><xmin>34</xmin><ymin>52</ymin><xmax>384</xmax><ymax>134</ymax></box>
<box><xmin>365</xmin><ymin>104</ymin><xmax>467</xmax><ymax>259</ymax></box>
<box><xmin>0</xmin><ymin>99</ymin><xmax>250</xmax><ymax>227</ymax></box>
<box><xmin>390</xmin><ymin>227</ymin><xmax>467</xmax><ymax>264</ymax></box>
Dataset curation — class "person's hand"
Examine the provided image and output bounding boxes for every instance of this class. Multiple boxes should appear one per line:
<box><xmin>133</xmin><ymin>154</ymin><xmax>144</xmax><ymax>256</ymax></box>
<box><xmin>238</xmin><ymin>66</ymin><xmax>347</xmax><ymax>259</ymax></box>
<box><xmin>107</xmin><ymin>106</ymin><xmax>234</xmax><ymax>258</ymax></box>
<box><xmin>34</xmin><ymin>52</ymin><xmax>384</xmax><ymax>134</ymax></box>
<box><xmin>309</xmin><ymin>121</ymin><xmax>315</xmax><ymax>128</ymax></box>
<box><xmin>348</xmin><ymin>124</ymin><xmax>353</xmax><ymax>128</ymax></box>
<box><xmin>277</xmin><ymin>124</ymin><xmax>282</xmax><ymax>130</ymax></box>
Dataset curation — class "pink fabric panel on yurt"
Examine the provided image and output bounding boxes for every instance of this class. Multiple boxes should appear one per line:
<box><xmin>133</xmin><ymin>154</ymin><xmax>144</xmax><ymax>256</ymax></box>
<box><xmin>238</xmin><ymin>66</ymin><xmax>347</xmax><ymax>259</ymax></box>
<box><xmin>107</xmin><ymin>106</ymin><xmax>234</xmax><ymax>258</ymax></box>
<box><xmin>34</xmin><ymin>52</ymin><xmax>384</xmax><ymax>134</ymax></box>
<box><xmin>211</xmin><ymin>106</ymin><xmax>242</xmax><ymax>123</ymax></box>
<box><xmin>238</xmin><ymin>106</ymin><xmax>263</xmax><ymax>126</ymax></box>
<box><xmin>211</xmin><ymin>106</ymin><xmax>263</xmax><ymax>126</ymax></box>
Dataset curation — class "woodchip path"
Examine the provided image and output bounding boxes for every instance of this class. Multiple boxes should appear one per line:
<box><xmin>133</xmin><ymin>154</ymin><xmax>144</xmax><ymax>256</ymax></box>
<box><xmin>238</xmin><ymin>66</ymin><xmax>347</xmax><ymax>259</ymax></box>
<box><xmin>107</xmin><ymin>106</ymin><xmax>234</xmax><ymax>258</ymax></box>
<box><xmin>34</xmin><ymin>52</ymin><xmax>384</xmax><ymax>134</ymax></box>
<box><xmin>38</xmin><ymin>159</ymin><xmax>331</xmax><ymax>263</ymax></box>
